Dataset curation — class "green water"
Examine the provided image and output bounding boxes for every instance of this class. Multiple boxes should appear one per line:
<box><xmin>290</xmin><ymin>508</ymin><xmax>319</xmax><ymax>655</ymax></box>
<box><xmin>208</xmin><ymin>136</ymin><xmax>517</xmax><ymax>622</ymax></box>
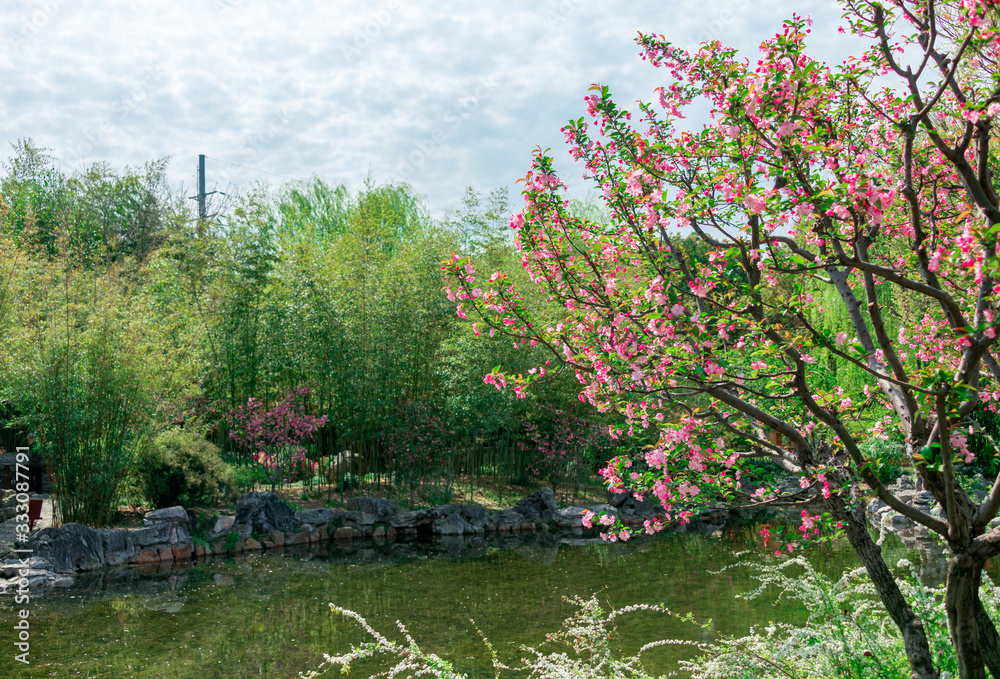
<box><xmin>0</xmin><ymin>528</ymin><xmax>868</xmax><ymax>678</ymax></box>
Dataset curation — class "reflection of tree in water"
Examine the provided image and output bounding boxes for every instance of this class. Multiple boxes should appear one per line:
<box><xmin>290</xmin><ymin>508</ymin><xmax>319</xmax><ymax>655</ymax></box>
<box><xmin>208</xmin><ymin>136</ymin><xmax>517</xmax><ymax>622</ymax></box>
<box><xmin>894</xmin><ymin>525</ymin><xmax>949</xmax><ymax>587</ymax></box>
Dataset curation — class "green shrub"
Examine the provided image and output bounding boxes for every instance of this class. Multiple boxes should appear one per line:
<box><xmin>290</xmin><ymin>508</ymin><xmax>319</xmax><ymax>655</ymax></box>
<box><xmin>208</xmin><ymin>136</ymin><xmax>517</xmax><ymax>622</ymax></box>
<box><xmin>675</xmin><ymin>556</ymin><xmax>967</xmax><ymax>679</ymax></box>
<box><xmin>139</xmin><ymin>429</ymin><xmax>237</xmax><ymax>508</ymax></box>
<box><xmin>233</xmin><ymin>464</ymin><xmax>269</xmax><ymax>493</ymax></box>
<box><xmin>859</xmin><ymin>437</ymin><xmax>907</xmax><ymax>486</ymax></box>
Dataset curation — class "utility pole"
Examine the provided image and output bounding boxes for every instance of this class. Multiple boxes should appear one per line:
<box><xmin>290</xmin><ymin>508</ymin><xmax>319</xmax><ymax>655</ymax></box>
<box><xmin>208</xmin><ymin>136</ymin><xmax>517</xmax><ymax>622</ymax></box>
<box><xmin>190</xmin><ymin>154</ymin><xmax>220</xmax><ymax>235</ymax></box>
<box><xmin>197</xmin><ymin>154</ymin><xmax>207</xmax><ymax>221</ymax></box>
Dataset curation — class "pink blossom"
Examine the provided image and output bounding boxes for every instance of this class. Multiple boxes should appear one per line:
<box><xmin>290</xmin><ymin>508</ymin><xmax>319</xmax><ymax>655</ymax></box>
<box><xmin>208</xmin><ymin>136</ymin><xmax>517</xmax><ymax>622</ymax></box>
<box><xmin>743</xmin><ymin>194</ymin><xmax>766</xmax><ymax>214</ymax></box>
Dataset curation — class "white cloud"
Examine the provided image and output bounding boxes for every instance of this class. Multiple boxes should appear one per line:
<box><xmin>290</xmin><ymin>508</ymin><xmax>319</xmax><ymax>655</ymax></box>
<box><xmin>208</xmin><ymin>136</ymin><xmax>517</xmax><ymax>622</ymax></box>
<box><xmin>0</xmin><ymin>0</ymin><xmax>856</xmax><ymax>218</ymax></box>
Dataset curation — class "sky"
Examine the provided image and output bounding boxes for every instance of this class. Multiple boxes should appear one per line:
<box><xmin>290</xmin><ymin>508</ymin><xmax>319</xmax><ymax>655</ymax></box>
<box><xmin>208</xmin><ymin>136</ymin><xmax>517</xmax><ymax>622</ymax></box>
<box><xmin>0</xmin><ymin>0</ymin><xmax>865</xmax><ymax>221</ymax></box>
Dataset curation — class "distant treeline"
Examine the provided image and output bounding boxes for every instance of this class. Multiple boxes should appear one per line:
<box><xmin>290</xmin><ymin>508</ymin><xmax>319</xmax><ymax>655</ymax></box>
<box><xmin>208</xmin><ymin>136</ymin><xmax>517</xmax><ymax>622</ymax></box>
<box><xmin>0</xmin><ymin>139</ymin><xmax>637</xmax><ymax>518</ymax></box>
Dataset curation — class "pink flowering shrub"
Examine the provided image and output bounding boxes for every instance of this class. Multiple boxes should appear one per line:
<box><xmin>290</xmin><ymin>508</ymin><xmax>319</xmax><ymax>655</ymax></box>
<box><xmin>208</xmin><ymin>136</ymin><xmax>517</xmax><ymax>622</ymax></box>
<box><xmin>379</xmin><ymin>400</ymin><xmax>452</xmax><ymax>490</ymax></box>
<box><xmin>227</xmin><ymin>387</ymin><xmax>328</xmax><ymax>490</ymax></box>
<box><xmin>517</xmin><ymin>405</ymin><xmax>617</xmax><ymax>493</ymax></box>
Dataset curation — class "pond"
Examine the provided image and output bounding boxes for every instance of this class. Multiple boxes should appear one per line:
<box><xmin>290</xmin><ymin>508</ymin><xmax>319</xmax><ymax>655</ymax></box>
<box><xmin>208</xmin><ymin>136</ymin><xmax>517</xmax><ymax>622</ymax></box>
<box><xmin>0</xmin><ymin>524</ymin><xmax>909</xmax><ymax>678</ymax></box>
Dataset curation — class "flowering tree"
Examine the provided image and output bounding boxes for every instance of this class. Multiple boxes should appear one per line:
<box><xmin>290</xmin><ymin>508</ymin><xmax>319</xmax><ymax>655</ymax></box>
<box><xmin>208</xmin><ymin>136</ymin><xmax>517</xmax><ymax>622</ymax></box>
<box><xmin>519</xmin><ymin>405</ymin><xmax>616</xmax><ymax>494</ymax></box>
<box><xmin>227</xmin><ymin>387</ymin><xmax>328</xmax><ymax>490</ymax></box>
<box><xmin>445</xmin><ymin>1</ymin><xmax>1000</xmax><ymax>677</ymax></box>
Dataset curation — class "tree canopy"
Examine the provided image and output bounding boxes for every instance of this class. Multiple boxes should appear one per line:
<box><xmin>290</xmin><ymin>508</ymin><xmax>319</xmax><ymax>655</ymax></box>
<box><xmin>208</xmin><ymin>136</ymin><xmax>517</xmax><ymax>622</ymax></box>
<box><xmin>447</xmin><ymin>2</ymin><xmax>1000</xmax><ymax>677</ymax></box>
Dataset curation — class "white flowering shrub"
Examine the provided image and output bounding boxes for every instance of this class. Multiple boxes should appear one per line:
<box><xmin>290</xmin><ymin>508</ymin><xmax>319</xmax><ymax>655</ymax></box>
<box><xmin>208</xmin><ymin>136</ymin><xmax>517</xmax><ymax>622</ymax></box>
<box><xmin>302</xmin><ymin>557</ymin><xmax>999</xmax><ymax>679</ymax></box>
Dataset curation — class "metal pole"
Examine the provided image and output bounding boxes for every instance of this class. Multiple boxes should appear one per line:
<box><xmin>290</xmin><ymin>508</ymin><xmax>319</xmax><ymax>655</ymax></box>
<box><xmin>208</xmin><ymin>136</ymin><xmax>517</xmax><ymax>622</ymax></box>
<box><xmin>198</xmin><ymin>154</ymin><xmax>207</xmax><ymax>220</ymax></box>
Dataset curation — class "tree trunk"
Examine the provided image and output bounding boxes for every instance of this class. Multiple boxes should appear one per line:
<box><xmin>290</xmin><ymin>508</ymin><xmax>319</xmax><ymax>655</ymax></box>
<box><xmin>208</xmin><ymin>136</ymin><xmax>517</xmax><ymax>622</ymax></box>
<box><xmin>836</xmin><ymin>499</ymin><xmax>939</xmax><ymax>679</ymax></box>
<box><xmin>947</xmin><ymin>553</ymin><xmax>986</xmax><ymax>679</ymax></box>
<box><xmin>974</xmin><ymin>598</ymin><xmax>1000</xmax><ymax>679</ymax></box>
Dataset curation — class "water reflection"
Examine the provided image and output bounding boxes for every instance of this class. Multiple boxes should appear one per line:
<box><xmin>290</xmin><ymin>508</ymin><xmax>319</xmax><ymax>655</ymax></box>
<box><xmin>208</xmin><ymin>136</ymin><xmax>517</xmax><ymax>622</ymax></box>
<box><xmin>0</xmin><ymin>525</ymin><xmax>858</xmax><ymax>679</ymax></box>
<box><xmin>884</xmin><ymin>524</ymin><xmax>949</xmax><ymax>586</ymax></box>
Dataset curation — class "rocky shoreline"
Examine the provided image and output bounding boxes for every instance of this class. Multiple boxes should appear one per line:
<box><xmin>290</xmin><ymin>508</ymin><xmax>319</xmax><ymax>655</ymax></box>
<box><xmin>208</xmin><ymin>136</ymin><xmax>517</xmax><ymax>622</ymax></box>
<box><xmin>0</xmin><ymin>487</ymin><xmax>667</xmax><ymax>593</ymax></box>
<box><xmin>9</xmin><ymin>473</ymin><xmax>960</xmax><ymax>594</ymax></box>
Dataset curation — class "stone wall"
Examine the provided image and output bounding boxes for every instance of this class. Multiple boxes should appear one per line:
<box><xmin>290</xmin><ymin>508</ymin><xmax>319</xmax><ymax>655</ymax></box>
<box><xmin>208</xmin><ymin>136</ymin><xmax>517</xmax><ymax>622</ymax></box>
<box><xmin>0</xmin><ymin>487</ymin><xmax>665</xmax><ymax>593</ymax></box>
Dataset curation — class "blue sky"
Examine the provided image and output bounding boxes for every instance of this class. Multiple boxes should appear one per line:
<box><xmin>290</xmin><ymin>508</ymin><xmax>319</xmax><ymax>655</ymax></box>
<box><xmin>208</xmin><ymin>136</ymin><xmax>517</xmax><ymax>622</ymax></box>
<box><xmin>0</xmin><ymin>0</ymin><xmax>862</xmax><ymax>219</ymax></box>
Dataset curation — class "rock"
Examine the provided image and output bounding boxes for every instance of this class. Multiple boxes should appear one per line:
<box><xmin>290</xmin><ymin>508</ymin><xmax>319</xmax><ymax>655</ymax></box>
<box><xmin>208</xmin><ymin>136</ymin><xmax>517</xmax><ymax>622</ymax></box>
<box><xmin>16</xmin><ymin>568</ymin><xmax>49</xmax><ymax>579</ymax></box>
<box><xmin>48</xmin><ymin>576</ymin><xmax>73</xmax><ymax>588</ymax></box>
<box><xmin>284</xmin><ymin>530</ymin><xmax>311</xmax><ymax>546</ymax></box>
<box><xmin>235</xmin><ymin>492</ymin><xmax>297</xmax><ymax>533</ymax></box>
<box><xmin>268</xmin><ymin>529</ymin><xmax>285</xmax><ymax>548</ymax></box>
<box><xmin>128</xmin><ymin>524</ymin><xmax>172</xmax><ymax>548</ymax></box>
<box><xmin>172</xmin><ymin>545</ymin><xmax>193</xmax><ymax>561</ymax></box>
<box><xmin>866</xmin><ymin>498</ymin><xmax>887</xmax><ymax>516</ymax></box>
<box><xmin>296</xmin><ymin>508</ymin><xmax>337</xmax><ymax>526</ymax></box>
<box><xmin>590</xmin><ymin>503</ymin><xmax>617</xmax><ymax>519</ymax></box>
<box><xmin>143</xmin><ymin>595</ymin><xmax>186</xmax><ymax>613</ymax></box>
<box><xmin>888</xmin><ymin>513</ymin><xmax>912</xmax><ymax>529</ymax></box>
<box><xmin>131</xmin><ymin>548</ymin><xmax>160</xmax><ymax>565</ymax></box>
<box><xmin>104</xmin><ymin>551</ymin><xmax>129</xmax><ymax>567</ymax></box>
<box><xmin>213</xmin><ymin>515</ymin><xmax>235</xmax><ymax>534</ymax></box>
<box><xmin>434</xmin><ymin>512</ymin><xmax>467</xmax><ymax>535</ymax></box>
<box><xmin>234</xmin><ymin>522</ymin><xmax>252</xmax><ymax>539</ymax></box>
<box><xmin>100</xmin><ymin>528</ymin><xmax>129</xmax><ymax>555</ymax></box>
<box><xmin>391</xmin><ymin>509</ymin><xmax>434</xmax><ymax>529</ymax></box>
<box><xmin>555</xmin><ymin>506</ymin><xmax>590</xmax><ymax>528</ymax></box>
<box><xmin>915</xmin><ymin>491</ymin><xmax>936</xmax><ymax>505</ymax></box>
<box><xmin>345</xmin><ymin>511</ymin><xmax>377</xmax><ymax>527</ymax></box>
<box><xmin>493</xmin><ymin>509</ymin><xmax>524</xmax><ymax>527</ymax></box>
<box><xmin>1</xmin><ymin>558</ymin><xmax>49</xmax><ymax>578</ymax></box>
<box><xmin>348</xmin><ymin>497</ymin><xmax>400</xmax><ymax>524</ymax></box>
<box><xmin>608</xmin><ymin>491</ymin><xmax>658</xmax><ymax>518</ymax></box>
<box><xmin>512</xmin><ymin>487</ymin><xmax>557</xmax><ymax>523</ymax></box>
<box><xmin>323</xmin><ymin>450</ymin><xmax>369</xmax><ymax>484</ymax></box>
<box><xmin>26</xmin><ymin>523</ymin><xmax>105</xmax><ymax>573</ymax></box>
<box><xmin>144</xmin><ymin>506</ymin><xmax>189</xmax><ymax>525</ymax></box>
<box><xmin>243</xmin><ymin>538</ymin><xmax>262</xmax><ymax>552</ymax></box>
<box><xmin>334</xmin><ymin>526</ymin><xmax>355</xmax><ymax>540</ymax></box>
<box><xmin>459</xmin><ymin>504</ymin><xmax>488</xmax><ymax>533</ymax></box>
